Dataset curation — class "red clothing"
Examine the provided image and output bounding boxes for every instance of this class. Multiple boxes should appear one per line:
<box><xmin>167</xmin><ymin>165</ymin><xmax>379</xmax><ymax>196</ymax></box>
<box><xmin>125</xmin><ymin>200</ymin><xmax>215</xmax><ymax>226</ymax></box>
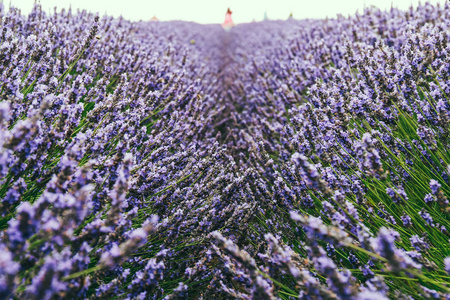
<box><xmin>222</xmin><ymin>8</ymin><xmax>234</xmax><ymax>29</ymax></box>
<box><xmin>224</xmin><ymin>13</ymin><xmax>233</xmax><ymax>24</ymax></box>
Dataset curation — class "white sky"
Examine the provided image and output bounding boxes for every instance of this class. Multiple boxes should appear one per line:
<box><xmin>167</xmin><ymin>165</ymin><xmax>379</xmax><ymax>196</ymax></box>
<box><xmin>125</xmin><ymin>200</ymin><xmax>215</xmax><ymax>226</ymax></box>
<box><xmin>6</xmin><ymin>0</ymin><xmax>448</xmax><ymax>24</ymax></box>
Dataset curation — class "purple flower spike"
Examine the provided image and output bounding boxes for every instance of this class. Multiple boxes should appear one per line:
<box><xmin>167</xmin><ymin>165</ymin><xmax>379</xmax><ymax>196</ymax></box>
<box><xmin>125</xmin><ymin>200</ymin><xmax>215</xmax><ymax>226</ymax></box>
<box><xmin>429</xmin><ymin>179</ymin><xmax>441</xmax><ymax>195</ymax></box>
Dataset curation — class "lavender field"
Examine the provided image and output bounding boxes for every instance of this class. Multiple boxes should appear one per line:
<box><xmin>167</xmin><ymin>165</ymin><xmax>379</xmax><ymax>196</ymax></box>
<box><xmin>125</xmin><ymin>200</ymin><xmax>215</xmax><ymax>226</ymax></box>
<box><xmin>0</xmin><ymin>2</ymin><xmax>450</xmax><ymax>299</ymax></box>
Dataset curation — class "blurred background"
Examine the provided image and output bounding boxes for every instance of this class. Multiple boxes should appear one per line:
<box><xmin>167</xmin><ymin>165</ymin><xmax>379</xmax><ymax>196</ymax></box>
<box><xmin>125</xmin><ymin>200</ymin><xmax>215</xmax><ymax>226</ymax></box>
<box><xmin>6</xmin><ymin>0</ymin><xmax>448</xmax><ymax>24</ymax></box>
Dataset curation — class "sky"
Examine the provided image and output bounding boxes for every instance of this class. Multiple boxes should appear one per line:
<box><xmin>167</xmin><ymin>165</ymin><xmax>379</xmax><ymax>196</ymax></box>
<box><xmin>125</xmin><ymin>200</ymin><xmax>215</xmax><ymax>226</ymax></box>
<box><xmin>6</xmin><ymin>0</ymin><xmax>448</xmax><ymax>24</ymax></box>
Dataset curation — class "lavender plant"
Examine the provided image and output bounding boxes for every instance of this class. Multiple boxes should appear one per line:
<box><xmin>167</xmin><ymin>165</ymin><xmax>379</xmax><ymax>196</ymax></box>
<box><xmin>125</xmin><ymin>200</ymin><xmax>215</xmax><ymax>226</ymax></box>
<box><xmin>0</xmin><ymin>2</ymin><xmax>449</xmax><ymax>299</ymax></box>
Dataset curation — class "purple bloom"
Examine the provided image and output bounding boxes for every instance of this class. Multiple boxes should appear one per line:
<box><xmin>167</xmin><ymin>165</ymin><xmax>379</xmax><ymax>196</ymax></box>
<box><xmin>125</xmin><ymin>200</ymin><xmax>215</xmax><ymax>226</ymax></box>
<box><xmin>0</xmin><ymin>248</ymin><xmax>20</xmax><ymax>275</ymax></box>
<box><xmin>0</xmin><ymin>102</ymin><xmax>10</xmax><ymax>123</ymax></box>
<box><xmin>419</xmin><ymin>209</ymin><xmax>435</xmax><ymax>227</ymax></box>
<box><xmin>401</xmin><ymin>214</ymin><xmax>412</xmax><ymax>227</ymax></box>
<box><xmin>424</xmin><ymin>193</ymin><xmax>436</xmax><ymax>203</ymax></box>
<box><xmin>410</xmin><ymin>235</ymin><xmax>429</xmax><ymax>251</ymax></box>
<box><xmin>441</xmin><ymin>257</ymin><xmax>450</xmax><ymax>275</ymax></box>
<box><xmin>430</xmin><ymin>179</ymin><xmax>441</xmax><ymax>195</ymax></box>
<box><xmin>386</xmin><ymin>187</ymin><xmax>408</xmax><ymax>203</ymax></box>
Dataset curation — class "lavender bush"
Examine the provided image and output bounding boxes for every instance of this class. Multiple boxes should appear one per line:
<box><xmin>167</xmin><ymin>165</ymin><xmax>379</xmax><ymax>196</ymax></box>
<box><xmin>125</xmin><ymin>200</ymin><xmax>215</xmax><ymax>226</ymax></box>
<box><xmin>0</xmin><ymin>2</ymin><xmax>449</xmax><ymax>299</ymax></box>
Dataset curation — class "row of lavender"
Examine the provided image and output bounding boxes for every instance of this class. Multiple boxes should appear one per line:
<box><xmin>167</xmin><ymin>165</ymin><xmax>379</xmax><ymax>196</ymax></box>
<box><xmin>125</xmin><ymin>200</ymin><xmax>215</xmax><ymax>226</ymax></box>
<box><xmin>0</xmin><ymin>2</ymin><xmax>449</xmax><ymax>300</ymax></box>
<box><xmin>0</xmin><ymin>4</ymin><xmax>232</xmax><ymax>299</ymax></box>
<box><xmin>214</xmin><ymin>3</ymin><xmax>450</xmax><ymax>299</ymax></box>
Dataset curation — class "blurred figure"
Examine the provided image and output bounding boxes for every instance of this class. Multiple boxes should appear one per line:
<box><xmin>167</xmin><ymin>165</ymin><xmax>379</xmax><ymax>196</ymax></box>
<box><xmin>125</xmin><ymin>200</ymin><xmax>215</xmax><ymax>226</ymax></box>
<box><xmin>222</xmin><ymin>8</ymin><xmax>234</xmax><ymax>31</ymax></box>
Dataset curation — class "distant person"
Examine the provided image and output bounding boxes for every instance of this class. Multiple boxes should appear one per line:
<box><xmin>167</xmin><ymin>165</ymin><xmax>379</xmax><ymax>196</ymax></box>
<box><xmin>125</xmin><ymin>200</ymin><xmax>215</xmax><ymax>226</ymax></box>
<box><xmin>222</xmin><ymin>8</ymin><xmax>234</xmax><ymax>31</ymax></box>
